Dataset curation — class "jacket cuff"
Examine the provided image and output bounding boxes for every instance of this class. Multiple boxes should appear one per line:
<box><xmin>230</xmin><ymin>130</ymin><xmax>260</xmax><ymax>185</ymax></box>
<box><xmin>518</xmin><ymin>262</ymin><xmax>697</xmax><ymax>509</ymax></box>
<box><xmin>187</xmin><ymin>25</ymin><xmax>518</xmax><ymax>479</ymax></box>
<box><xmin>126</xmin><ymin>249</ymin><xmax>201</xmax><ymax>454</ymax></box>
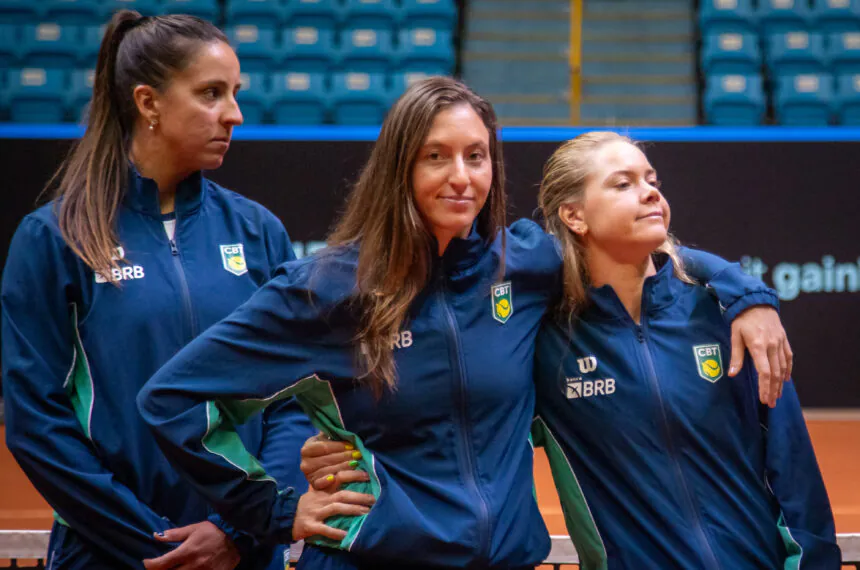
<box><xmin>269</xmin><ymin>488</ymin><xmax>300</xmax><ymax>545</ymax></box>
<box><xmin>207</xmin><ymin>513</ymin><xmax>257</xmax><ymax>561</ymax></box>
<box><xmin>722</xmin><ymin>290</ymin><xmax>781</xmax><ymax>322</ymax></box>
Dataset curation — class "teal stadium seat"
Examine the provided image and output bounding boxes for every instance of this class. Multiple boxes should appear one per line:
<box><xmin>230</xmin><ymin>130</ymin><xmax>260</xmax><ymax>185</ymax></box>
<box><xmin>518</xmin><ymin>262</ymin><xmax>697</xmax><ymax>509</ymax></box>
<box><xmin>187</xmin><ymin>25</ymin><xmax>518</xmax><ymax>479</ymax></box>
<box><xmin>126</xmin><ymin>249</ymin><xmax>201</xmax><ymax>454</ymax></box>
<box><xmin>236</xmin><ymin>71</ymin><xmax>268</xmax><ymax>124</ymax></box>
<box><xmin>774</xmin><ymin>73</ymin><xmax>834</xmax><ymax>125</ymax></box>
<box><xmin>389</xmin><ymin>70</ymin><xmax>430</xmax><ymax>99</ymax></box>
<box><xmin>828</xmin><ymin>31</ymin><xmax>860</xmax><ymax>73</ymax></box>
<box><xmin>284</xmin><ymin>0</ymin><xmax>340</xmax><ymax>31</ymax></box>
<box><xmin>397</xmin><ymin>28</ymin><xmax>454</xmax><ymax>75</ymax></box>
<box><xmin>835</xmin><ymin>72</ymin><xmax>860</xmax><ymax>122</ymax></box>
<box><xmin>339</xmin><ymin>28</ymin><xmax>394</xmax><ymax>73</ymax></box>
<box><xmin>0</xmin><ymin>24</ymin><xmax>17</xmax><ymax>69</ymax></box>
<box><xmin>6</xmin><ymin>68</ymin><xmax>67</xmax><ymax>123</ymax></box>
<box><xmin>68</xmin><ymin>68</ymin><xmax>95</xmax><ymax>122</ymax></box>
<box><xmin>399</xmin><ymin>0</ymin><xmax>457</xmax><ymax>32</ymax></box>
<box><xmin>100</xmin><ymin>0</ymin><xmax>162</xmax><ymax>19</ymax></box>
<box><xmin>226</xmin><ymin>0</ymin><xmax>284</xmax><ymax>28</ymax></box>
<box><xmin>699</xmin><ymin>0</ymin><xmax>756</xmax><ymax>35</ymax></box>
<box><xmin>269</xmin><ymin>71</ymin><xmax>327</xmax><ymax>124</ymax></box>
<box><xmin>81</xmin><ymin>25</ymin><xmax>105</xmax><ymax>67</ymax></box>
<box><xmin>19</xmin><ymin>24</ymin><xmax>81</xmax><ymax>69</ymax></box>
<box><xmin>341</xmin><ymin>0</ymin><xmax>399</xmax><ymax>32</ymax></box>
<box><xmin>758</xmin><ymin>0</ymin><xmax>812</xmax><ymax>35</ymax></box>
<box><xmin>227</xmin><ymin>25</ymin><xmax>279</xmax><ymax>71</ymax></box>
<box><xmin>767</xmin><ymin>31</ymin><xmax>827</xmax><ymax>76</ymax></box>
<box><xmin>812</xmin><ymin>0</ymin><xmax>860</xmax><ymax>34</ymax></box>
<box><xmin>161</xmin><ymin>0</ymin><xmax>220</xmax><ymax>21</ymax></box>
<box><xmin>282</xmin><ymin>26</ymin><xmax>337</xmax><ymax>73</ymax></box>
<box><xmin>330</xmin><ymin>71</ymin><xmax>388</xmax><ymax>124</ymax></box>
<box><xmin>704</xmin><ymin>73</ymin><xmax>766</xmax><ymax>125</ymax></box>
<box><xmin>702</xmin><ymin>32</ymin><xmax>762</xmax><ymax>75</ymax></box>
<box><xmin>0</xmin><ymin>0</ymin><xmax>41</xmax><ymax>25</ymax></box>
<box><xmin>44</xmin><ymin>0</ymin><xmax>100</xmax><ymax>25</ymax></box>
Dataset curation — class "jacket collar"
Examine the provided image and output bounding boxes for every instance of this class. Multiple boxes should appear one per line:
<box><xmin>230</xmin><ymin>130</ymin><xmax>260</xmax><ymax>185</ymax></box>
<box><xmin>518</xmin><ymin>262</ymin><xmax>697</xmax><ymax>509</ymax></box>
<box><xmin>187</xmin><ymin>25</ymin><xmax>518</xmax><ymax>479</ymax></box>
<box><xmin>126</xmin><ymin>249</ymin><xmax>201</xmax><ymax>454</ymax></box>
<box><xmin>124</xmin><ymin>164</ymin><xmax>206</xmax><ymax>218</ymax></box>
<box><xmin>584</xmin><ymin>254</ymin><xmax>684</xmax><ymax>322</ymax></box>
<box><xmin>434</xmin><ymin>223</ymin><xmax>489</xmax><ymax>277</ymax></box>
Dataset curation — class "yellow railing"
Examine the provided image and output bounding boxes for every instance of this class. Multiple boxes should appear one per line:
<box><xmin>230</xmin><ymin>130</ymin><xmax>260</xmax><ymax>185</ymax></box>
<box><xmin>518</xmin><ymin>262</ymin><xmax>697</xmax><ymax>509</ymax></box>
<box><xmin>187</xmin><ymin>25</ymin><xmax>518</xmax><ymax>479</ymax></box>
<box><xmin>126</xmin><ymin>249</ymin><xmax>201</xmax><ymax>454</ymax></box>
<box><xmin>570</xmin><ymin>0</ymin><xmax>583</xmax><ymax>124</ymax></box>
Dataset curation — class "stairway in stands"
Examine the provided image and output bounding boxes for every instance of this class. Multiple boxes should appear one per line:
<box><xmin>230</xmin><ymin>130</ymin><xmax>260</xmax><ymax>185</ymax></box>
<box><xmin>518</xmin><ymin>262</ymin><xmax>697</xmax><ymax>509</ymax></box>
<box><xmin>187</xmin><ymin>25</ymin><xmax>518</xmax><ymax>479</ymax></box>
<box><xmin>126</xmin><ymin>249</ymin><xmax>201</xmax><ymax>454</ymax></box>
<box><xmin>461</xmin><ymin>0</ymin><xmax>572</xmax><ymax>125</ymax></box>
<box><xmin>580</xmin><ymin>0</ymin><xmax>698</xmax><ymax>126</ymax></box>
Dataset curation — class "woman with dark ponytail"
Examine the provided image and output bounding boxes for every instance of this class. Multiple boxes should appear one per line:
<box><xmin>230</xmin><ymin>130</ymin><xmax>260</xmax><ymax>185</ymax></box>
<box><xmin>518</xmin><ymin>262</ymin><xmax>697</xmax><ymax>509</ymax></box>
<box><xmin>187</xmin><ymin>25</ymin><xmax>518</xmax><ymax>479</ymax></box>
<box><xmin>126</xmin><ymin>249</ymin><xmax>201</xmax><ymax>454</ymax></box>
<box><xmin>0</xmin><ymin>10</ymin><xmax>332</xmax><ymax>570</ymax></box>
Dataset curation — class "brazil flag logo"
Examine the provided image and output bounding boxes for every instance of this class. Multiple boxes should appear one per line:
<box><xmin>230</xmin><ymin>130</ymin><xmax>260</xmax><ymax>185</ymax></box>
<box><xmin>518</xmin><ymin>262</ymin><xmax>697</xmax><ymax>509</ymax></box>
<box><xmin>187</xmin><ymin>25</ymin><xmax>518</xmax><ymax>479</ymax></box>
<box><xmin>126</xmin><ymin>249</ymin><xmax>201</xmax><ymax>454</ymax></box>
<box><xmin>693</xmin><ymin>344</ymin><xmax>723</xmax><ymax>382</ymax></box>
<box><xmin>220</xmin><ymin>243</ymin><xmax>248</xmax><ymax>276</ymax></box>
<box><xmin>491</xmin><ymin>281</ymin><xmax>513</xmax><ymax>324</ymax></box>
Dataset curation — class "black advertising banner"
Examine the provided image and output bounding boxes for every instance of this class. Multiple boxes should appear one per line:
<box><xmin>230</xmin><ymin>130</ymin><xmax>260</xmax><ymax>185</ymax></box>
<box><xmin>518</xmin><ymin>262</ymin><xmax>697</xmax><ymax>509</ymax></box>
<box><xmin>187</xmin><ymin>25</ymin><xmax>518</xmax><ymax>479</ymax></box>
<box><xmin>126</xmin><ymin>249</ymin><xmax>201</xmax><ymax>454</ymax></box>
<box><xmin>1</xmin><ymin>137</ymin><xmax>857</xmax><ymax>407</ymax></box>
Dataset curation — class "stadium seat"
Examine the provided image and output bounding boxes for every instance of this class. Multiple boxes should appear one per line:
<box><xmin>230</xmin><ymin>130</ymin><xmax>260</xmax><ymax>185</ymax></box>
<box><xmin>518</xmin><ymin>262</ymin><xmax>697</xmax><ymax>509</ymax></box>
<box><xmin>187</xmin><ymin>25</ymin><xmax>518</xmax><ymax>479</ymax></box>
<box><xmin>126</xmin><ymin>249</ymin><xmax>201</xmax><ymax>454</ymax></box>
<box><xmin>399</xmin><ymin>0</ymin><xmax>458</xmax><ymax>32</ymax></box>
<box><xmin>758</xmin><ymin>0</ymin><xmax>812</xmax><ymax>35</ymax></box>
<box><xmin>773</xmin><ymin>73</ymin><xmax>834</xmax><ymax>125</ymax></box>
<box><xmin>0</xmin><ymin>24</ymin><xmax>17</xmax><ymax>70</ymax></box>
<box><xmin>80</xmin><ymin>25</ymin><xmax>104</xmax><ymax>67</ymax></box>
<box><xmin>236</xmin><ymin>71</ymin><xmax>268</xmax><ymax>124</ymax></box>
<box><xmin>389</xmin><ymin>71</ymin><xmax>431</xmax><ymax>99</ymax></box>
<box><xmin>6</xmin><ymin>68</ymin><xmax>67</xmax><ymax>123</ymax></box>
<box><xmin>225</xmin><ymin>0</ymin><xmax>284</xmax><ymax>28</ymax></box>
<box><xmin>330</xmin><ymin>71</ymin><xmax>388</xmax><ymax>124</ymax></box>
<box><xmin>813</xmin><ymin>0</ymin><xmax>860</xmax><ymax>33</ymax></box>
<box><xmin>161</xmin><ymin>0</ymin><xmax>219</xmax><ymax>21</ymax></box>
<box><xmin>269</xmin><ymin>72</ymin><xmax>327</xmax><ymax>124</ymax></box>
<box><xmin>19</xmin><ymin>24</ymin><xmax>81</xmax><ymax>69</ymax></box>
<box><xmin>227</xmin><ymin>25</ymin><xmax>279</xmax><ymax>71</ymax></box>
<box><xmin>44</xmin><ymin>0</ymin><xmax>100</xmax><ymax>25</ymax></box>
<box><xmin>101</xmin><ymin>0</ymin><xmax>162</xmax><ymax>18</ymax></box>
<box><xmin>341</xmin><ymin>0</ymin><xmax>399</xmax><ymax>32</ymax></box>
<box><xmin>0</xmin><ymin>0</ymin><xmax>41</xmax><ymax>25</ymax></box>
<box><xmin>283</xmin><ymin>0</ymin><xmax>340</xmax><ymax>31</ymax></box>
<box><xmin>703</xmin><ymin>74</ymin><xmax>766</xmax><ymax>125</ymax></box>
<box><xmin>828</xmin><ymin>31</ymin><xmax>860</xmax><ymax>73</ymax></box>
<box><xmin>835</xmin><ymin>72</ymin><xmax>860</xmax><ymax>123</ymax></box>
<box><xmin>68</xmin><ymin>68</ymin><xmax>94</xmax><ymax>123</ymax></box>
<box><xmin>397</xmin><ymin>28</ymin><xmax>455</xmax><ymax>75</ymax></box>
<box><xmin>699</xmin><ymin>0</ymin><xmax>756</xmax><ymax>35</ymax></box>
<box><xmin>339</xmin><ymin>29</ymin><xmax>394</xmax><ymax>74</ymax></box>
<box><xmin>767</xmin><ymin>32</ymin><xmax>827</xmax><ymax>76</ymax></box>
<box><xmin>281</xmin><ymin>27</ymin><xmax>337</xmax><ymax>73</ymax></box>
<box><xmin>701</xmin><ymin>32</ymin><xmax>761</xmax><ymax>75</ymax></box>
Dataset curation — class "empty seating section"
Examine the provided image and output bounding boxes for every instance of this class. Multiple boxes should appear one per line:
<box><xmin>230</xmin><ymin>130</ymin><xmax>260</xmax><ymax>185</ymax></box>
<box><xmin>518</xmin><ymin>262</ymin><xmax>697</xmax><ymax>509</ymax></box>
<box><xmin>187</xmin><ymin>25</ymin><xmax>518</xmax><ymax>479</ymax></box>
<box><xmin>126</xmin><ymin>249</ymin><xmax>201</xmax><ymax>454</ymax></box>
<box><xmin>0</xmin><ymin>0</ymin><xmax>458</xmax><ymax>124</ymax></box>
<box><xmin>701</xmin><ymin>0</ymin><xmax>860</xmax><ymax>124</ymax></box>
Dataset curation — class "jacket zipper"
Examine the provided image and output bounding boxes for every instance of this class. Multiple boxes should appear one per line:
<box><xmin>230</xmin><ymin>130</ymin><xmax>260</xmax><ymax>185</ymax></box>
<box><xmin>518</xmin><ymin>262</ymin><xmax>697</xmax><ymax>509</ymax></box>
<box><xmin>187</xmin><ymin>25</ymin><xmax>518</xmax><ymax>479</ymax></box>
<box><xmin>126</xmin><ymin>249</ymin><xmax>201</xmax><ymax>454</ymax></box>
<box><xmin>437</xmin><ymin>286</ymin><xmax>492</xmax><ymax>562</ymax></box>
<box><xmin>636</xmin><ymin>324</ymin><xmax>721</xmax><ymax>570</ymax></box>
<box><xmin>168</xmin><ymin>221</ymin><xmax>198</xmax><ymax>339</ymax></box>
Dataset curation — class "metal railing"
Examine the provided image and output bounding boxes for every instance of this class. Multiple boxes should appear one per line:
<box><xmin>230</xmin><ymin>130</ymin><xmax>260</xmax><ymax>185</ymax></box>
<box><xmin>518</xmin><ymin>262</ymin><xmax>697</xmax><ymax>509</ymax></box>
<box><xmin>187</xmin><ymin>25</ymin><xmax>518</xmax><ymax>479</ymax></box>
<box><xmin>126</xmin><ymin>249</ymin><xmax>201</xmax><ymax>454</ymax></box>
<box><xmin>2</xmin><ymin>531</ymin><xmax>858</xmax><ymax>568</ymax></box>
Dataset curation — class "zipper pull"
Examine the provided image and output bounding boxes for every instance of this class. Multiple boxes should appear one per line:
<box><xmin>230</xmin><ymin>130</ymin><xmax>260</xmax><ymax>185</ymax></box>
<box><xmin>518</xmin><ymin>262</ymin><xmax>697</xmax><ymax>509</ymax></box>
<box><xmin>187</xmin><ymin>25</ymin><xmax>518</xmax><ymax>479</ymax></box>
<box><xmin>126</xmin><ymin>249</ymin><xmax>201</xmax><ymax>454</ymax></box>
<box><xmin>169</xmin><ymin>239</ymin><xmax>179</xmax><ymax>256</ymax></box>
<box><xmin>636</xmin><ymin>328</ymin><xmax>645</xmax><ymax>343</ymax></box>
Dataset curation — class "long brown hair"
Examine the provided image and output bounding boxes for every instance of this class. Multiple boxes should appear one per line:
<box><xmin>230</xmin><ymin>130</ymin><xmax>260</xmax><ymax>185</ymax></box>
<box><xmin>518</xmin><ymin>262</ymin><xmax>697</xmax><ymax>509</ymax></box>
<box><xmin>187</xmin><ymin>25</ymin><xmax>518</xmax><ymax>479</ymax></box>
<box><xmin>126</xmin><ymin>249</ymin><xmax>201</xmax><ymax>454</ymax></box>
<box><xmin>328</xmin><ymin>76</ymin><xmax>507</xmax><ymax>395</ymax></box>
<box><xmin>538</xmin><ymin>131</ymin><xmax>693</xmax><ymax>319</ymax></box>
<box><xmin>45</xmin><ymin>10</ymin><xmax>227</xmax><ymax>276</ymax></box>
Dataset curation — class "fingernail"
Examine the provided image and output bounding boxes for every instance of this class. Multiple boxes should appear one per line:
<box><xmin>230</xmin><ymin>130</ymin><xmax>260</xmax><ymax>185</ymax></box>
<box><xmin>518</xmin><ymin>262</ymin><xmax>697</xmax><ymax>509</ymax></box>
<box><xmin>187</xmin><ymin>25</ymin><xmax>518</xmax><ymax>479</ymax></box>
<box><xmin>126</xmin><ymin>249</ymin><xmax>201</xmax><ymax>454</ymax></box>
<box><xmin>344</xmin><ymin>444</ymin><xmax>355</xmax><ymax>451</ymax></box>
<box><xmin>326</xmin><ymin>475</ymin><xmax>335</xmax><ymax>482</ymax></box>
<box><xmin>352</xmin><ymin>451</ymin><xmax>362</xmax><ymax>460</ymax></box>
<box><xmin>155</xmin><ymin>531</ymin><xmax>164</xmax><ymax>537</ymax></box>
<box><xmin>349</xmin><ymin>460</ymin><xmax>359</xmax><ymax>468</ymax></box>
<box><xmin>729</xmin><ymin>366</ymin><xmax>737</xmax><ymax>375</ymax></box>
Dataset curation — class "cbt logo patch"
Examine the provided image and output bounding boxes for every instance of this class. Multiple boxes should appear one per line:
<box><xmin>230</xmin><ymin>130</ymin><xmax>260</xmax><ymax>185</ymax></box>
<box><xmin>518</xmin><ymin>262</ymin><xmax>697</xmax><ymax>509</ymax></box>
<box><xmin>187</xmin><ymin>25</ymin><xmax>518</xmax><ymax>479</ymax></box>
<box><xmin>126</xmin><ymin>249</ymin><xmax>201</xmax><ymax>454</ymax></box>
<box><xmin>491</xmin><ymin>281</ymin><xmax>513</xmax><ymax>324</ymax></box>
<box><xmin>693</xmin><ymin>344</ymin><xmax>723</xmax><ymax>382</ymax></box>
<box><xmin>220</xmin><ymin>244</ymin><xmax>248</xmax><ymax>276</ymax></box>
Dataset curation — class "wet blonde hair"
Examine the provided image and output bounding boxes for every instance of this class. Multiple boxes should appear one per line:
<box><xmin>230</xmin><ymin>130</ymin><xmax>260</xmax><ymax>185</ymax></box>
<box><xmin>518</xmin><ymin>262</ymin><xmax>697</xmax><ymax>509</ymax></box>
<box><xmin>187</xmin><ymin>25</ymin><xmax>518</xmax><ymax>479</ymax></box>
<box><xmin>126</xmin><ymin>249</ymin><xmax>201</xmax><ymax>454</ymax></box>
<box><xmin>538</xmin><ymin>131</ymin><xmax>693</xmax><ymax>318</ymax></box>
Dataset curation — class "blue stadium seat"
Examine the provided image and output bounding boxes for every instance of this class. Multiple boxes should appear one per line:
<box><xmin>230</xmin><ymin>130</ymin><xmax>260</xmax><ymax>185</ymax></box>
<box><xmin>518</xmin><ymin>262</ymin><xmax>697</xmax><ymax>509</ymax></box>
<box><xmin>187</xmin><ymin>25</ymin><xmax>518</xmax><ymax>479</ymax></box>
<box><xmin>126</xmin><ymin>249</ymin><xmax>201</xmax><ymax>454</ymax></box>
<box><xmin>80</xmin><ymin>25</ymin><xmax>104</xmax><ymax>67</ymax></box>
<box><xmin>282</xmin><ymin>27</ymin><xmax>337</xmax><ymax>72</ymax></box>
<box><xmin>269</xmin><ymin>71</ymin><xmax>327</xmax><ymax>124</ymax></box>
<box><xmin>161</xmin><ymin>0</ymin><xmax>219</xmax><ymax>21</ymax></box>
<box><xmin>225</xmin><ymin>0</ymin><xmax>284</xmax><ymax>28</ymax></box>
<box><xmin>758</xmin><ymin>0</ymin><xmax>812</xmax><ymax>35</ymax></box>
<box><xmin>767</xmin><ymin>32</ymin><xmax>827</xmax><ymax>76</ymax></box>
<box><xmin>0</xmin><ymin>0</ymin><xmax>41</xmax><ymax>25</ymax></box>
<box><xmin>339</xmin><ymin>29</ymin><xmax>394</xmax><ymax>73</ymax></box>
<box><xmin>227</xmin><ymin>25</ymin><xmax>279</xmax><ymax>71</ymax></box>
<box><xmin>774</xmin><ymin>73</ymin><xmax>834</xmax><ymax>125</ymax></box>
<box><xmin>19</xmin><ymin>24</ymin><xmax>81</xmax><ymax>69</ymax></box>
<box><xmin>236</xmin><ymin>71</ymin><xmax>268</xmax><ymax>124</ymax></box>
<box><xmin>397</xmin><ymin>28</ymin><xmax>455</xmax><ymax>75</ymax></box>
<box><xmin>341</xmin><ymin>0</ymin><xmax>399</xmax><ymax>32</ymax></box>
<box><xmin>701</xmin><ymin>32</ymin><xmax>761</xmax><ymax>75</ymax></box>
<box><xmin>283</xmin><ymin>0</ymin><xmax>340</xmax><ymax>31</ymax></box>
<box><xmin>704</xmin><ymin>74</ymin><xmax>766</xmax><ymax>125</ymax></box>
<box><xmin>812</xmin><ymin>0</ymin><xmax>860</xmax><ymax>34</ymax></box>
<box><xmin>389</xmin><ymin>71</ymin><xmax>431</xmax><ymax>100</ymax></box>
<box><xmin>699</xmin><ymin>0</ymin><xmax>756</xmax><ymax>35</ymax></box>
<box><xmin>44</xmin><ymin>0</ymin><xmax>100</xmax><ymax>25</ymax></box>
<box><xmin>6</xmin><ymin>68</ymin><xmax>67</xmax><ymax>122</ymax></box>
<box><xmin>828</xmin><ymin>31</ymin><xmax>860</xmax><ymax>73</ymax></box>
<box><xmin>835</xmin><ymin>72</ymin><xmax>860</xmax><ymax>122</ymax></box>
<box><xmin>330</xmin><ymin>71</ymin><xmax>388</xmax><ymax>124</ymax></box>
<box><xmin>101</xmin><ymin>0</ymin><xmax>162</xmax><ymax>18</ymax></box>
<box><xmin>399</xmin><ymin>0</ymin><xmax>457</xmax><ymax>32</ymax></box>
<box><xmin>0</xmin><ymin>24</ymin><xmax>17</xmax><ymax>70</ymax></box>
<box><xmin>68</xmin><ymin>68</ymin><xmax>94</xmax><ymax>122</ymax></box>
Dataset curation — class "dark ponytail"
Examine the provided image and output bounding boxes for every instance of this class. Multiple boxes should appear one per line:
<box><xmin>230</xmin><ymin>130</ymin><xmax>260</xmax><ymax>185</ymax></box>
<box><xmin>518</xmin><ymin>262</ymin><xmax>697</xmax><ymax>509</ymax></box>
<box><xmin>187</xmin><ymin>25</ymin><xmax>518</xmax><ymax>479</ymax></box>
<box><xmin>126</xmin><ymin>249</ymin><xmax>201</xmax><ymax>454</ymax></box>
<box><xmin>46</xmin><ymin>10</ymin><xmax>227</xmax><ymax>276</ymax></box>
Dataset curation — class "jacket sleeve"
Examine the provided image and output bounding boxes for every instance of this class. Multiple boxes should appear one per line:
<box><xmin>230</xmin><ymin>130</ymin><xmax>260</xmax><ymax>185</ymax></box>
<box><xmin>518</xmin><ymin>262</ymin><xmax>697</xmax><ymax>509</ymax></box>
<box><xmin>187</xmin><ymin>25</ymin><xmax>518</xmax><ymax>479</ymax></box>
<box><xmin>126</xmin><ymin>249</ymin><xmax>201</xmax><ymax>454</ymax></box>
<box><xmin>679</xmin><ymin>247</ymin><xmax>780</xmax><ymax>321</ymax></box>
<box><xmin>1</xmin><ymin>217</ymin><xmax>174</xmax><ymax>568</ymax></box>
<box><xmin>763</xmin><ymin>382</ymin><xmax>841</xmax><ymax>568</ymax></box>
<box><xmin>137</xmin><ymin>262</ymin><xmax>355</xmax><ymax>545</ymax></box>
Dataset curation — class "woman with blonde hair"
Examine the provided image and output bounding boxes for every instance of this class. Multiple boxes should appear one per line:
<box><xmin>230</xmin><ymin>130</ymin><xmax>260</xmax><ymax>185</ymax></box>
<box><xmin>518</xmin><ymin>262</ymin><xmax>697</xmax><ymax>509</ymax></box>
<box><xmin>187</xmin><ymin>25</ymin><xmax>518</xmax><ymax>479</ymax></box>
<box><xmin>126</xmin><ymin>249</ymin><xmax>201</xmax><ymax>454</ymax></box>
<box><xmin>532</xmin><ymin>131</ymin><xmax>839</xmax><ymax>569</ymax></box>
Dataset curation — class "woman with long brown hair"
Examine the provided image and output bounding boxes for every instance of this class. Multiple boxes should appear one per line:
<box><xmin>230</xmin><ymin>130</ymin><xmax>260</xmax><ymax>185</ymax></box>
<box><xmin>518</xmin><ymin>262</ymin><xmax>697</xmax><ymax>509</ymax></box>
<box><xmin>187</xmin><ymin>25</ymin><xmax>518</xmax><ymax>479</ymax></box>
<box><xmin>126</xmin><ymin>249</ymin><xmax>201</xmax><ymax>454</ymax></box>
<box><xmin>0</xmin><ymin>10</ymin><xmax>318</xmax><ymax>570</ymax></box>
<box><xmin>138</xmin><ymin>77</ymin><xmax>791</xmax><ymax>570</ymax></box>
